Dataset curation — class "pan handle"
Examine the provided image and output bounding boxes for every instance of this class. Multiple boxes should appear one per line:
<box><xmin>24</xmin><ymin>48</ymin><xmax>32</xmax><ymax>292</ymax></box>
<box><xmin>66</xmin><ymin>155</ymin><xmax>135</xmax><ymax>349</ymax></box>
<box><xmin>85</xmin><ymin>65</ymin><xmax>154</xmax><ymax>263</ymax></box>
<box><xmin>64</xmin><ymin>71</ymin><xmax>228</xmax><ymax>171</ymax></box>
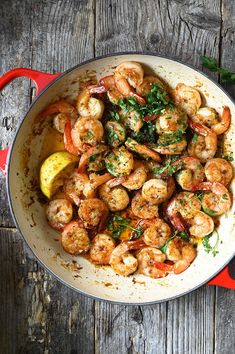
<box><xmin>0</xmin><ymin>68</ymin><xmax>61</xmax><ymax>175</ymax></box>
<box><xmin>0</xmin><ymin>68</ymin><xmax>60</xmax><ymax>95</ymax></box>
<box><xmin>207</xmin><ymin>258</ymin><xmax>235</xmax><ymax>290</ymax></box>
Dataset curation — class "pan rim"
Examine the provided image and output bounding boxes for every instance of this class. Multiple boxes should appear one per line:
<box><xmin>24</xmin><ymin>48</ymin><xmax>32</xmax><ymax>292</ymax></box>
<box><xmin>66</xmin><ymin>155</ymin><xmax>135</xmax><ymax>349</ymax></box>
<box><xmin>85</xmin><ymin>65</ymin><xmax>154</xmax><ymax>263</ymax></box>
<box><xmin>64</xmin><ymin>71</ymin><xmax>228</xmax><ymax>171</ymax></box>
<box><xmin>6</xmin><ymin>51</ymin><xmax>235</xmax><ymax>305</ymax></box>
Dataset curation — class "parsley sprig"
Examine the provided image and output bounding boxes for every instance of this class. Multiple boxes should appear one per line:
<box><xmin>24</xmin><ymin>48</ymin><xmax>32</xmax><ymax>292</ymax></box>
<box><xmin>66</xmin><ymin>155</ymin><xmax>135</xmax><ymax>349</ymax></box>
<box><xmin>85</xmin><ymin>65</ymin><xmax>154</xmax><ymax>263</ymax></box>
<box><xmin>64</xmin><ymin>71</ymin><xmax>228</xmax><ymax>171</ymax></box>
<box><xmin>107</xmin><ymin>214</ymin><xmax>144</xmax><ymax>240</ymax></box>
<box><xmin>202</xmin><ymin>230</ymin><xmax>219</xmax><ymax>256</ymax></box>
<box><xmin>152</xmin><ymin>155</ymin><xmax>182</xmax><ymax>176</ymax></box>
<box><xmin>201</xmin><ymin>56</ymin><xmax>235</xmax><ymax>84</ymax></box>
<box><xmin>118</xmin><ymin>83</ymin><xmax>174</xmax><ymax>118</ymax></box>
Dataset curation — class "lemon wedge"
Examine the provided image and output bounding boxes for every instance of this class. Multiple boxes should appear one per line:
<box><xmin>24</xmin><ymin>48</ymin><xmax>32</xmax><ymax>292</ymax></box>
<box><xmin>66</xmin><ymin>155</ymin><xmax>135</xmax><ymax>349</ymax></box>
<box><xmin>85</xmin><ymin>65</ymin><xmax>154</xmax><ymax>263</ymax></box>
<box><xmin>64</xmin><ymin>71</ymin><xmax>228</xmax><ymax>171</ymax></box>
<box><xmin>40</xmin><ymin>151</ymin><xmax>79</xmax><ymax>199</ymax></box>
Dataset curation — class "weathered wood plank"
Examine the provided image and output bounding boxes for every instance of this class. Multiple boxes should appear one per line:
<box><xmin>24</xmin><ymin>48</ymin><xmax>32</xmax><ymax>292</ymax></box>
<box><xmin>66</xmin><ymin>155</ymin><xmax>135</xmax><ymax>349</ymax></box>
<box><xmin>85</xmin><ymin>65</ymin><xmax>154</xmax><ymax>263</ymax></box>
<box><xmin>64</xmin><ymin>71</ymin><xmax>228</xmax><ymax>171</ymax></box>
<box><xmin>30</xmin><ymin>0</ymin><xmax>95</xmax><ymax>72</ymax></box>
<box><xmin>0</xmin><ymin>228</ymin><xmax>95</xmax><ymax>354</ymax></box>
<box><xmin>0</xmin><ymin>0</ymin><xmax>32</xmax><ymax>227</ymax></box>
<box><xmin>215</xmin><ymin>1</ymin><xmax>235</xmax><ymax>353</ymax></box>
<box><xmin>95</xmin><ymin>302</ymin><xmax>167</xmax><ymax>354</ymax></box>
<box><xmin>167</xmin><ymin>287</ymin><xmax>215</xmax><ymax>354</ymax></box>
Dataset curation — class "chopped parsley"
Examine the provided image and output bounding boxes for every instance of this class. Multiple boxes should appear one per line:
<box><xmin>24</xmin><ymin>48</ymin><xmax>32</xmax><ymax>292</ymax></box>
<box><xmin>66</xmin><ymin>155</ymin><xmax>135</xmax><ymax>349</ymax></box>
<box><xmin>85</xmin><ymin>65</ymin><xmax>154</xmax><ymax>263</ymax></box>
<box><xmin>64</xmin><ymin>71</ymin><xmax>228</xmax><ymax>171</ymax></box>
<box><xmin>152</xmin><ymin>156</ymin><xmax>182</xmax><ymax>176</ymax></box>
<box><xmin>109</xmin><ymin>109</ymin><xmax>120</xmax><ymax>122</ymax></box>
<box><xmin>202</xmin><ymin>230</ymin><xmax>219</xmax><ymax>256</ymax></box>
<box><xmin>195</xmin><ymin>191</ymin><xmax>204</xmax><ymax>202</ymax></box>
<box><xmin>118</xmin><ymin>83</ymin><xmax>174</xmax><ymax>118</ymax></box>
<box><xmin>107</xmin><ymin>214</ymin><xmax>144</xmax><ymax>239</ymax></box>
<box><xmin>89</xmin><ymin>153</ymin><xmax>100</xmax><ymax>163</ymax></box>
<box><xmin>178</xmin><ymin>231</ymin><xmax>188</xmax><ymax>240</ymax></box>
<box><xmin>156</xmin><ymin>130</ymin><xmax>185</xmax><ymax>147</ymax></box>
<box><xmin>106</xmin><ymin>127</ymin><xmax>120</xmax><ymax>146</ymax></box>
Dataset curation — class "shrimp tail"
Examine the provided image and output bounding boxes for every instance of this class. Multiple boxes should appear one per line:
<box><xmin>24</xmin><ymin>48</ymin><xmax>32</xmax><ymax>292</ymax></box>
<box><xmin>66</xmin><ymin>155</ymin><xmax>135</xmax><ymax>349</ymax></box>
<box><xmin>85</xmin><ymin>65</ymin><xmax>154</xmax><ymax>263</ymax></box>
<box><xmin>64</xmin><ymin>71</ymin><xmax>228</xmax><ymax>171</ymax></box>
<box><xmin>191</xmin><ymin>181</ymin><xmax>212</xmax><ymax>192</ymax></box>
<box><xmin>129</xmin><ymin>91</ymin><xmax>146</xmax><ymax>105</ymax></box>
<box><xmin>64</xmin><ymin>121</ymin><xmax>81</xmax><ymax>156</ymax></box>
<box><xmin>88</xmin><ymin>85</ymin><xmax>107</xmax><ymax>94</ymax></box>
<box><xmin>106</xmin><ymin>176</ymin><xmax>127</xmax><ymax>188</ymax></box>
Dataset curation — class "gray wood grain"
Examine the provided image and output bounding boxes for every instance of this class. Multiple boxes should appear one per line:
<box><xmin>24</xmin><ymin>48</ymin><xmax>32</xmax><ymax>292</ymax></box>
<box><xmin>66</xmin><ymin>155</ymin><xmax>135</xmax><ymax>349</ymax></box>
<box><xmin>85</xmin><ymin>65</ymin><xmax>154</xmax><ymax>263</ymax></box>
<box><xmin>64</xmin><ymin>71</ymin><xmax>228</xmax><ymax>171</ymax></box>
<box><xmin>0</xmin><ymin>0</ymin><xmax>32</xmax><ymax>227</ymax></box>
<box><xmin>215</xmin><ymin>2</ymin><xmax>235</xmax><ymax>354</ymax></box>
<box><xmin>0</xmin><ymin>0</ymin><xmax>235</xmax><ymax>353</ymax></box>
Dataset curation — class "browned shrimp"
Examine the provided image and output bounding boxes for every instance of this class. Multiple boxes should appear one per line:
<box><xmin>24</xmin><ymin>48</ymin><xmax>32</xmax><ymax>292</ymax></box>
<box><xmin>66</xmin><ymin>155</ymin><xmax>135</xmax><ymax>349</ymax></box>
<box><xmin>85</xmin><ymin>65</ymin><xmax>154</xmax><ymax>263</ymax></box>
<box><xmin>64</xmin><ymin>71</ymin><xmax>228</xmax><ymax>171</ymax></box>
<box><xmin>61</xmin><ymin>221</ymin><xmax>90</xmax><ymax>255</ymax></box>
<box><xmin>192</xmin><ymin>106</ymin><xmax>231</xmax><ymax>135</ymax></box>
<box><xmin>188</xmin><ymin>121</ymin><xmax>217</xmax><ymax>163</ymax></box>
<box><xmin>155</xmin><ymin>237</ymin><xmax>197</xmax><ymax>274</ymax></box>
<box><xmin>78</xmin><ymin>198</ymin><xmax>109</xmax><ymax>229</ymax></box>
<box><xmin>131</xmin><ymin>192</ymin><xmax>159</xmax><ymax>219</ymax></box>
<box><xmin>90</xmin><ymin>234</ymin><xmax>116</xmax><ymax>265</ymax></box>
<box><xmin>204</xmin><ymin>158</ymin><xmax>233</xmax><ymax>186</ymax></box>
<box><xmin>142</xmin><ymin>177</ymin><xmax>175</xmax><ymax>205</ymax></box>
<box><xmin>46</xmin><ymin>199</ymin><xmax>73</xmax><ymax>230</ymax></box>
<box><xmin>172</xmin><ymin>157</ymin><xmax>204</xmax><ymax>191</ymax></box>
<box><xmin>192</xmin><ymin>182</ymin><xmax>231</xmax><ymax>216</ymax></box>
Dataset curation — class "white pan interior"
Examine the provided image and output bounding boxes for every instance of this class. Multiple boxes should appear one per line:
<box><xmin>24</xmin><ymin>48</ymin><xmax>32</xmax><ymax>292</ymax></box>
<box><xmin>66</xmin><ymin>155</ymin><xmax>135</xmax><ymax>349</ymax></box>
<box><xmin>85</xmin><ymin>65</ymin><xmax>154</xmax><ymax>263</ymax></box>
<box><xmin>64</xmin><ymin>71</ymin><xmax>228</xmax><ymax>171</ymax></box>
<box><xmin>8</xmin><ymin>54</ymin><xmax>235</xmax><ymax>304</ymax></box>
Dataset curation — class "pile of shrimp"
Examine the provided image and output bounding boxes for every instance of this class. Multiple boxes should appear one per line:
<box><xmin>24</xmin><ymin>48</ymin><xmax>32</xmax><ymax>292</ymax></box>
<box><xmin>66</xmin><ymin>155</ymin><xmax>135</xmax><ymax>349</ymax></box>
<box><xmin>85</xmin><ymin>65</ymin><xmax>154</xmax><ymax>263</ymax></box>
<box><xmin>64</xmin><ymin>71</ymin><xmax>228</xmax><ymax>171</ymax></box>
<box><xmin>41</xmin><ymin>61</ymin><xmax>233</xmax><ymax>279</ymax></box>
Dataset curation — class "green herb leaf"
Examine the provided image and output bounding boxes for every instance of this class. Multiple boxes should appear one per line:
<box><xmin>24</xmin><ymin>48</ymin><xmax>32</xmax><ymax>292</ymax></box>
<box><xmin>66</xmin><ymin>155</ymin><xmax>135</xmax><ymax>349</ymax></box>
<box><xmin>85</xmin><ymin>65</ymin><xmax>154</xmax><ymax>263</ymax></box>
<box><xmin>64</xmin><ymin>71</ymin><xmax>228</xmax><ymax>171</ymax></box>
<box><xmin>178</xmin><ymin>231</ymin><xmax>188</xmax><ymax>240</ymax></box>
<box><xmin>108</xmin><ymin>214</ymin><xmax>144</xmax><ymax>240</ymax></box>
<box><xmin>201</xmin><ymin>56</ymin><xmax>235</xmax><ymax>84</ymax></box>
<box><xmin>202</xmin><ymin>230</ymin><xmax>219</xmax><ymax>256</ymax></box>
<box><xmin>202</xmin><ymin>206</ymin><xmax>218</xmax><ymax>216</ymax></box>
<box><xmin>201</xmin><ymin>56</ymin><xmax>218</xmax><ymax>71</ymax></box>
<box><xmin>160</xmin><ymin>235</ymin><xmax>175</xmax><ymax>253</ymax></box>
<box><xmin>110</xmin><ymin>110</ymin><xmax>120</xmax><ymax>122</ymax></box>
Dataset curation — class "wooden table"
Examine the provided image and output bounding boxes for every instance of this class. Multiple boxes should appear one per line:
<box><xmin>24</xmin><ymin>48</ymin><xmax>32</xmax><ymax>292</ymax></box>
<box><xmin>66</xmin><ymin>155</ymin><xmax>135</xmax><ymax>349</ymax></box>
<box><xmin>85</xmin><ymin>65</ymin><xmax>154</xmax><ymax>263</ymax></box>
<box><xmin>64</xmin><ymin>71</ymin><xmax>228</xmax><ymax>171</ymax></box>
<box><xmin>0</xmin><ymin>1</ymin><xmax>234</xmax><ymax>353</ymax></box>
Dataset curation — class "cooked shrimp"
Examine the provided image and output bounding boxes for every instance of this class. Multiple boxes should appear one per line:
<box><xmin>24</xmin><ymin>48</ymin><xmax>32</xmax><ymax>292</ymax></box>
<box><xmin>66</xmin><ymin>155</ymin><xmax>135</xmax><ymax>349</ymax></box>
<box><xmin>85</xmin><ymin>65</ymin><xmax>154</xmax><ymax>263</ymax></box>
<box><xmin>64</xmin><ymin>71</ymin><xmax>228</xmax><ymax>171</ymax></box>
<box><xmin>78</xmin><ymin>198</ymin><xmax>109</xmax><ymax>229</ymax></box>
<box><xmin>188</xmin><ymin>121</ymin><xmax>217</xmax><ymax>163</ymax></box>
<box><xmin>188</xmin><ymin>211</ymin><xmax>214</xmax><ymax>238</ymax></box>
<box><xmin>46</xmin><ymin>199</ymin><xmax>73</xmax><ymax>230</ymax></box>
<box><xmin>143</xmin><ymin>219</ymin><xmax>171</xmax><ymax>248</ymax></box>
<box><xmin>99</xmin><ymin>183</ymin><xmax>129</xmax><ymax>212</ymax></box>
<box><xmin>136</xmin><ymin>75</ymin><xmax>167</xmax><ymax>96</ymax></box>
<box><xmin>166</xmin><ymin>192</ymin><xmax>201</xmax><ymax>231</ymax></box>
<box><xmin>105</xmin><ymin>121</ymin><xmax>126</xmax><ymax>147</ymax></box>
<box><xmin>114</xmin><ymin>61</ymin><xmax>145</xmax><ymax>105</ymax></box>
<box><xmin>64</xmin><ymin>172</ymin><xmax>89</xmax><ymax>205</ymax></box>
<box><xmin>142</xmin><ymin>177</ymin><xmax>175</xmax><ymax>205</ymax></box>
<box><xmin>77</xmin><ymin>145</ymin><xmax>108</xmax><ymax>173</ymax></box>
<box><xmin>172</xmin><ymin>83</ymin><xmax>202</xmax><ymax>117</ymax></box>
<box><xmin>110</xmin><ymin>239</ymin><xmax>145</xmax><ymax>276</ymax></box>
<box><xmin>156</xmin><ymin>107</ymin><xmax>188</xmax><ymax>135</ymax></box>
<box><xmin>137</xmin><ymin>248</ymin><xmax>167</xmax><ymax>278</ymax></box>
<box><xmin>41</xmin><ymin>99</ymin><xmax>78</xmax><ymax>120</ymax></box>
<box><xmin>83</xmin><ymin>173</ymin><xmax>114</xmax><ymax>199</ymax></box>
<box><xmin>105</xmin><ymin>146</ymin><xmax>134</xmax><ymax>176</ymax></box>
<box><xmin>89</xmin><ymin>233</ymin><xmax>116</xmax><ymax>265</ymax></box>
<box><xmin>172</xmin><ymin>157</ymin><xmax>204</xmax><ymax>191</ymax></box>
<box><xmin>107</xmin><ymin>160</ymin><xmax>148</xmax><ymax>190</ymax></box>
<box><xmin>162</xmin><ymin>237</ymin><xmax>197</xmax><ymax>274</ymax></box>
<box><xmin>53</xmin><ymin>113</ymin><xmax>72</xmax><ymax>133</ymax></box>
<box><xmin>120</xmin><ymin>109</ymin><xmax>143</xmax><ymax>132</ymax></box>
<box><xmin>204</xmin><ymin>158</ymin><xmax>233</xmax><ymax>186</ymax></box>
<box><xmin>153</xmin><ymin>135</ymin><xmax>187</xmax><ymax>155</ymax></box>
<box><xmin>192</xmin><ymin>106</ymin><xmax>231</xmax><ymax>135</ymax></box>
<box><xmin>61</xmin><ymin>221</ymin><xmax>90</xmax><ymax>255</ymax></box>
<box><xmin>98</xmin><ymin>75</ymin><xmax>124</xmax><ymax>105</ymax></box>
<box><xmin>125</xmin><ymin>138</ymin><xmax>161</xmax><ymax>162</ymax></box>
<box><xmin>77</xmin><ymin>88</ymin><xmax>104</xmax><ymax>120</ymax></box>
<box><xmin>115</xmin><ymin>62</ymin><xmax>144</xmax><ymax>90</ymax></box>
<box><xmin>131</xmin><ymin>191</ymin><xmax>159</xmax><ymax>219</ymax></box>
<box><xmin>71</xmin><ymin>117</ymin><xmax>104</xmax><ymax>149</ymax></box>
<box><xmin>192</xmin><ymin>182</ymin><xmax>231</xmax><ymax>216</ymax></box>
